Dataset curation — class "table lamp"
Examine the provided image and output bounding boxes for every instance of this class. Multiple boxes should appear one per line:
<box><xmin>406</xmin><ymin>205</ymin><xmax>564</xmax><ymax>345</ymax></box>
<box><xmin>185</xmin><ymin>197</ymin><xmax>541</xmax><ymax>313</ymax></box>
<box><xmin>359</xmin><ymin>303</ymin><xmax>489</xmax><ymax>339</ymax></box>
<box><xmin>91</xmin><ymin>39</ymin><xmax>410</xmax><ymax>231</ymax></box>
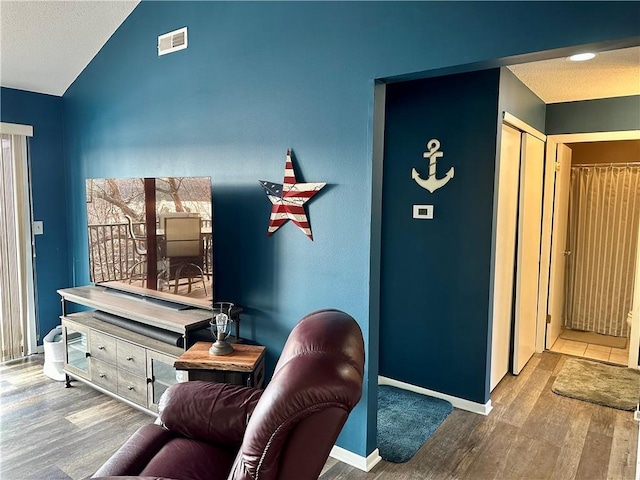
<box><xmin>209</xmin><ymin>312</ymin><xmax>234</xmax><ymax>355</ymax></box>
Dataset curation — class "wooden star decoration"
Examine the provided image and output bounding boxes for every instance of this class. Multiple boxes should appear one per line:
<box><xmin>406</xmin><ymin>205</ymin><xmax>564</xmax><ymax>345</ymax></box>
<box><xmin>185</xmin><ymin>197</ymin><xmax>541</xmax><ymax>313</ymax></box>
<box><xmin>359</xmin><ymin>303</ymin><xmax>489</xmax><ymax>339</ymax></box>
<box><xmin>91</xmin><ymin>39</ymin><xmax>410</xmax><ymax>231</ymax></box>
<box><xmin>259</xmin><ymin>150</ymin><xmax>326</xmax><ymax>240</ymax></box>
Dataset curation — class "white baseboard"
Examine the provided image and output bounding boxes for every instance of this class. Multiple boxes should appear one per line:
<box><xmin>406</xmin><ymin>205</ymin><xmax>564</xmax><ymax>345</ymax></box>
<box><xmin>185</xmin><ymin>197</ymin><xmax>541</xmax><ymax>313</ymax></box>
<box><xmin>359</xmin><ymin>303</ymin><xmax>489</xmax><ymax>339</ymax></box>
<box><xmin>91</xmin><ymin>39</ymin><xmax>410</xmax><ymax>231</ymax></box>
<box><xmin>329</xmin><ymin>377</ymin><xmax>491</xmax><ymax>472</ymax></box>
<box><xmin>378</xmin><ymin>375</ymin><xmax>493</xmax><ymax>416</ymax></box>
<box><xmin>330</xmin><ymin>445</ymin><xmax>382</xmax><ymax>472</ymax></box>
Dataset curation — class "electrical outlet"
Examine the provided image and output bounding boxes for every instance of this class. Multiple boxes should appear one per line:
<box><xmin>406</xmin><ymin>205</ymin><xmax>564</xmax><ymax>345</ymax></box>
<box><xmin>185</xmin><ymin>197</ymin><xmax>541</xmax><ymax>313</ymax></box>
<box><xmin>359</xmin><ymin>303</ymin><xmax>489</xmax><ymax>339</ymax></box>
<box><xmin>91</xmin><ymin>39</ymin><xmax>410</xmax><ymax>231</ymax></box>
<box><xmin>33</xmin><ymin>221</ymin><xmax>43</xmax><ymax>235</ymax></box>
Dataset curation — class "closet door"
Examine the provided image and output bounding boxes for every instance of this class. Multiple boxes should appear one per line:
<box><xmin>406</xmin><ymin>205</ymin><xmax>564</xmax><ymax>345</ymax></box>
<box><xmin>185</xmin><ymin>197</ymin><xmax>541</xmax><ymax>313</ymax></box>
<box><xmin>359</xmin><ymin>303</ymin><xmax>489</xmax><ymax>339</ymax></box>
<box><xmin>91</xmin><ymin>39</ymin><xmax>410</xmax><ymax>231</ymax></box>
<box><xmin>490</xmin><ymin>124</ymin><xmax>521</xmax><ymax>390</ymax></box>
<box><xmin>513</xmin><ymin>133</ymin><xmax>545</xmax><ymax>374</ymax></box>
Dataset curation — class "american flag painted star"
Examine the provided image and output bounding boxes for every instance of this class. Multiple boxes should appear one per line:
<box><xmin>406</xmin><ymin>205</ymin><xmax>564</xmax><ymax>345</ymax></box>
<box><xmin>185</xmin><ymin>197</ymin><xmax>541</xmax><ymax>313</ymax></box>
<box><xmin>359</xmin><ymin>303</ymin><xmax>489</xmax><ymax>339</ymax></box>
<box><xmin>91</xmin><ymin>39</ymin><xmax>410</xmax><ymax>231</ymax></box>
<box><xmin>259</xmin><ymin>150</ymin><xmax>326</xmax><ymax>240</ymax></box>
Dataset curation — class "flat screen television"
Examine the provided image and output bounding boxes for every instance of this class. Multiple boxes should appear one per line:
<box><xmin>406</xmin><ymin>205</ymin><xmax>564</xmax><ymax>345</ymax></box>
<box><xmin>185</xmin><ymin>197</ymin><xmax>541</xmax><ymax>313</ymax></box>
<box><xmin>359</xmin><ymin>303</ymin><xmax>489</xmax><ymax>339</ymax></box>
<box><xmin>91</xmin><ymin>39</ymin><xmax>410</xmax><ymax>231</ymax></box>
<box><xmin>85</xmin><ymin>176</ymin><xmax>213</xmax><ymax>309</ymax></box>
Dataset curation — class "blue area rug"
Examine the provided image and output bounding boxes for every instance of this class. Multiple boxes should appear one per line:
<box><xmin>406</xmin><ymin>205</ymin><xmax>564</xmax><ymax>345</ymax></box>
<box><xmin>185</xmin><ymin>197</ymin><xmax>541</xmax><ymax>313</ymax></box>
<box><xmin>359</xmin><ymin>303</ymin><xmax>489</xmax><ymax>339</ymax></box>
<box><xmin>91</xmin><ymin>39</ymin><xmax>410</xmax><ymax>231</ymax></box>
<box><xmin>377</xmin><ymin>385</ymin><xmax>453</xmax><ymax>463</ymax></box>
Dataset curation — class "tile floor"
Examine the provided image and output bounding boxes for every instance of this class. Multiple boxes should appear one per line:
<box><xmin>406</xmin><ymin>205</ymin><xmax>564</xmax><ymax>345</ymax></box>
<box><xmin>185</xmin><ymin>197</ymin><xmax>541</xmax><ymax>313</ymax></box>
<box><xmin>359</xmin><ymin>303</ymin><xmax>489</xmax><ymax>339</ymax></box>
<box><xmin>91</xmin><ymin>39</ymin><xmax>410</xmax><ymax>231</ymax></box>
<box><xmin>549</xmin><ymin>337</ymin><xmax>629</xmax><ymax>365</ymax></box>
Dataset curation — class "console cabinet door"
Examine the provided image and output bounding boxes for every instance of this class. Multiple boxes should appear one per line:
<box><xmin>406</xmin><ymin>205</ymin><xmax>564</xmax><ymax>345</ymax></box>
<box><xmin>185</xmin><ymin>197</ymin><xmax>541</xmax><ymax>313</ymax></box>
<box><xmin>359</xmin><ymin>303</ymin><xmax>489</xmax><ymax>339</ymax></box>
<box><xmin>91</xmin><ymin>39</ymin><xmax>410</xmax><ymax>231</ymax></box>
<box><xmin>146</xmin><ymin>350</ymin><xmax>180</xmax><ymax>413</ymax></box>
<box><xmin>62</xmin><ymin>319</ymin><xmax>90</xmax><ymax>380</ymax></box>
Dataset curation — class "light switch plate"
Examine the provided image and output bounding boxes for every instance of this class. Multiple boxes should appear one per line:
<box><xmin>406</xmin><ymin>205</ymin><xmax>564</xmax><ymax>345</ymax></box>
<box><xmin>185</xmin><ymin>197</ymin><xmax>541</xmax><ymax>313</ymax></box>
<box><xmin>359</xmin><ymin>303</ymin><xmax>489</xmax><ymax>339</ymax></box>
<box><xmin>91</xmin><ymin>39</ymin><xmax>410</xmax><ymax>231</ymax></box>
<box><xmin>33</xmin><ymin>221</ymin><xmax>43</xmax><ymax>235</ymax></box>
<box><xmin>413</xmin><ymin>205</ymin><xmax>434</xmax><ymax>220</ymax></box>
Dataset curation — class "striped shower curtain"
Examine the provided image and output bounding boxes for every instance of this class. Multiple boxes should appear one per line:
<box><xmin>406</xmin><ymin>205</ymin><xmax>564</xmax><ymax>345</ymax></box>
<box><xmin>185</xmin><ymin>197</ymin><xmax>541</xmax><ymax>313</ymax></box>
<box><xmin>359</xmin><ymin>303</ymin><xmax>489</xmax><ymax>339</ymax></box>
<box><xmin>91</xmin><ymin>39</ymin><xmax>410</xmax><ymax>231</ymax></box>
<box><xmin>565</xmin><ymin>165</ymin><xmax>640</xmax><ymax>337</ymax></box>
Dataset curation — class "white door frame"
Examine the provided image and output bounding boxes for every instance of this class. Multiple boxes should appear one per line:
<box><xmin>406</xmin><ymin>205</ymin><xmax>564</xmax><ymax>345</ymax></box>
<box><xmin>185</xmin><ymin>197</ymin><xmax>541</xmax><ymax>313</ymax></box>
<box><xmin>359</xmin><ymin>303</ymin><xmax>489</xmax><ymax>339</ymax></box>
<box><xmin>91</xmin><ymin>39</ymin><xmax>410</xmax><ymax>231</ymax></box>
<box><xmin>537</xmin><ymin>130</ymin><xmax>640</xmax><ymax>369</ymax></box>
<box><xmin>545</xmin><ymin>143</ymin><xmax>572</xmax><ymax>349</ymax></box>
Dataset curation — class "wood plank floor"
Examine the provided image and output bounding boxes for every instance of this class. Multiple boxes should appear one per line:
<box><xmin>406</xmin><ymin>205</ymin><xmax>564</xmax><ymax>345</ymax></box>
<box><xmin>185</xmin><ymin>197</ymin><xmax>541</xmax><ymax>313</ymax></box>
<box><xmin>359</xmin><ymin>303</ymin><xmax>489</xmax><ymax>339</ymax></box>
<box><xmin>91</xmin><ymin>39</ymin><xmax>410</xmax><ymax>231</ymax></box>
<box><xmin>320</xmin><ymin>352</ymin><xmax>638</xmax><ymax>480</ymax></box>
<box><xmin>0</xmin><ymin>355</ymin><xmax>151</xmax><ymax>479</ymax></box>
<box><xmin>1</xmin><ymin>352</ymin><xmax>637</xmax><ymax>479</ymax></box>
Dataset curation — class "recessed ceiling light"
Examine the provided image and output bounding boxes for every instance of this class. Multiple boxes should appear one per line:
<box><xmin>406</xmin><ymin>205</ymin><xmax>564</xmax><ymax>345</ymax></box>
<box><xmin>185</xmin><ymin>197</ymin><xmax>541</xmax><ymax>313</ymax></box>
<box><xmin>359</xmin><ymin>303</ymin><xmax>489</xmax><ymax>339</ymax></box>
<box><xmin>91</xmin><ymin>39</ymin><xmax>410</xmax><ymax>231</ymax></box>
<box><xmin>569</xmin><ymin>52</ymin><xmax>596</xmax><ymax>62</ymax></box>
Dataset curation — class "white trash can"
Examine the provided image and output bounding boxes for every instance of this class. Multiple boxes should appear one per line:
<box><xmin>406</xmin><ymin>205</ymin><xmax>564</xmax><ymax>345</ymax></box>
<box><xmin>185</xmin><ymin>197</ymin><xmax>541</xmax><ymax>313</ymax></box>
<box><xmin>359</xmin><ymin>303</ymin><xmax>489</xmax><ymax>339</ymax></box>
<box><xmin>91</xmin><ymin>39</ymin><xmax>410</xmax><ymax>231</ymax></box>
<box><xmin>43</xmin><ymin>326</ymin><xmax>65</xmax><ymax>381</ymax></box>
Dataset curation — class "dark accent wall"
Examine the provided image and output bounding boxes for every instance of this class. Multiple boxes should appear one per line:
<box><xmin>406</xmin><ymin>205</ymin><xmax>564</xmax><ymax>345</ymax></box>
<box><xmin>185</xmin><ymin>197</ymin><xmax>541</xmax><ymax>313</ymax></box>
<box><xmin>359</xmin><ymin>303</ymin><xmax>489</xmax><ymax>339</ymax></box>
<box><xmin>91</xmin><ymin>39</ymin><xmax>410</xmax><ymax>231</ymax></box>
<box><xmin>0</xmin><ymin>87</ymin><xmax>68</xmax><ymax>343</ymax></box>
<box><xmin>380</xmin><ymin>70</ymin><xmax>500</xmax><ymax>404</ymax></box>
<box><xmin>546</xmin><ymin>95</ymin><xmax>640</xmax><ymax>134</ymax></box>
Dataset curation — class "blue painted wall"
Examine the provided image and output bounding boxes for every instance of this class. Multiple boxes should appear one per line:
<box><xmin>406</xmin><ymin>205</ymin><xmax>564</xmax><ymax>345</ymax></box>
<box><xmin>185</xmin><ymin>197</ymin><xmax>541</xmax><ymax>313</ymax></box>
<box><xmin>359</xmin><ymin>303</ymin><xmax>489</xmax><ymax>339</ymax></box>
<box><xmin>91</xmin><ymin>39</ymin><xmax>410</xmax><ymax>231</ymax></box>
<box><xmin>546</xmin><ymin>95</ymin><xmax>640</xmax><ymax>134</ymax></box>
<box><xmin>0</xmin><ymin>87</ymin><xmax>68</xmax><ymax>344</ymax></box>
<box><xmin>60</xmin><ymin>1</ymin><xmax>640</xmax><ymax>457</ymax></box>
<box><xmin>380</xmin><ymin>69</ymin><xmax>501</xmax><ymax>404</ymax></box>
<box><xmin>499</xmin><ymin>68</ymin><xmax>546</xmax><ymax>133</ymax></box>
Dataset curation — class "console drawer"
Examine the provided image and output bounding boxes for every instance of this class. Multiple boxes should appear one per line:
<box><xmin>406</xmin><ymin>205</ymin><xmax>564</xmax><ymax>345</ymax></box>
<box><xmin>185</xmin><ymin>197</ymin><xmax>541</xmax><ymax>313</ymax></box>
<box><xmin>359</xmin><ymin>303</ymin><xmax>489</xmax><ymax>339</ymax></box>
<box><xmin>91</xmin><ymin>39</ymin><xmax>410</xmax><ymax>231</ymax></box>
<box><xmin>90</xmin><ymin>330</ymin><xmax>117</xmax><ymax>364</ymax></box>
<box><xmin>117</xmin><ymin>340</ymin><xmax>146</xmax><ymax>377</ymax></box>
<box><xmin>91</xmin><ymin>358</ymin><xmax>118</xmax><ymax>391</ymax></box>
<box><xmin>117</xmin><ymin>370</ymin><xmax>147</xmax><ymax>406</ymax></box>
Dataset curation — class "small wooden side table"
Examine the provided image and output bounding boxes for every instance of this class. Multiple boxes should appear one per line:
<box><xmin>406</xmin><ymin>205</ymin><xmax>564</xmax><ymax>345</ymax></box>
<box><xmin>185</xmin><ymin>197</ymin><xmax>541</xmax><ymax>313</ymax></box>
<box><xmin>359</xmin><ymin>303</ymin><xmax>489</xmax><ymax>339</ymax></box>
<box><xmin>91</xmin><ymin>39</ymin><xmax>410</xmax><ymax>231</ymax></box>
<box><xmin>174</xmin><ymin>342</ymin><xmax>266</xmax><ymax>388</ymax></box>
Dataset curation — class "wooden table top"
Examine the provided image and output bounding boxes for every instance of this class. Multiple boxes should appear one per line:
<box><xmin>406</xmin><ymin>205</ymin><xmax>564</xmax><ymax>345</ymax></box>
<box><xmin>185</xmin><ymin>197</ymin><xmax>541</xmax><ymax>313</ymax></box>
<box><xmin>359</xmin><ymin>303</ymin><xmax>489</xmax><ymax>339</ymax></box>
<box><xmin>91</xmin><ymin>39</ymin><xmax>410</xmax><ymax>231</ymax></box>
<box><xmin>174</xmin><ymin>342</ymin><xmax>265</xmax><ymax>372</ymax></box>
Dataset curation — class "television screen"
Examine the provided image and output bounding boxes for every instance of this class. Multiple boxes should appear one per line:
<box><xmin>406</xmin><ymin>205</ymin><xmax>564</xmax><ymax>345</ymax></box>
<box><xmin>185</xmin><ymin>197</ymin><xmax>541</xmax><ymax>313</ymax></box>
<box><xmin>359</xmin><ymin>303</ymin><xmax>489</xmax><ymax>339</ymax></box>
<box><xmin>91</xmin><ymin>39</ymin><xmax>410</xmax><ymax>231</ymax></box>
<box><xmin>85</xmin><ymin>176</ymin><xmax>213</xmax><ymax>308</ymax></box>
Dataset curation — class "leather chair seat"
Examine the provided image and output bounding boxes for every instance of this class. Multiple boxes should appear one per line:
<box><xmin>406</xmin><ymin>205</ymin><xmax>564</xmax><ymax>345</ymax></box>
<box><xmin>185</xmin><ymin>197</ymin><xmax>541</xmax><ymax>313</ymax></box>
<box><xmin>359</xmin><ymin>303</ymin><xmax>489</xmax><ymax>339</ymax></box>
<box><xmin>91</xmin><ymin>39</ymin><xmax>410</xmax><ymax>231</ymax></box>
<box><xmin>140</xmin><ymin>435</ymin><xmax>237</xmax><ymax>480</ymax></box>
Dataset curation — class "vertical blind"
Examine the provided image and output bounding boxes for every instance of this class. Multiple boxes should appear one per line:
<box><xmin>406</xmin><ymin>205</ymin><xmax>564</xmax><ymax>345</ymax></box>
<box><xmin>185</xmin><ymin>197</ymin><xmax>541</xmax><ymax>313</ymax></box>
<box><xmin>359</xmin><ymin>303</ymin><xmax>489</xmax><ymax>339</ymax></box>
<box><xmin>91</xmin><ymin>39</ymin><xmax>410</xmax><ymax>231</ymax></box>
<box><xmin>0</xmin><ymin>133</ymin><xmax>31</xmax><ymax>361</ymax></box>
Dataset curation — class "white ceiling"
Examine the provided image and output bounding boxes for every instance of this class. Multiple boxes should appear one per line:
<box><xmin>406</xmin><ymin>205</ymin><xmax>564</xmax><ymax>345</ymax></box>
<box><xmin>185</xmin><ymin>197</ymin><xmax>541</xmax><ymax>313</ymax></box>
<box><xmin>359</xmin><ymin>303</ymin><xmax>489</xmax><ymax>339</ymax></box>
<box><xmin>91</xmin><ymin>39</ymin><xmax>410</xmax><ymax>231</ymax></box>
<box><xmin>1</xmin><ymin>1</ymin><xmax>639</xmax><ymax>102</ymax></box>
<box><xmin>507</xmin><ymin>46</ymin><xmax>640</xmax><ymax>104</ymax></box>
<box><xmin>0</xmin><ymin>1</ymin><xmax>140</xmax><ymax>96</ymax></box>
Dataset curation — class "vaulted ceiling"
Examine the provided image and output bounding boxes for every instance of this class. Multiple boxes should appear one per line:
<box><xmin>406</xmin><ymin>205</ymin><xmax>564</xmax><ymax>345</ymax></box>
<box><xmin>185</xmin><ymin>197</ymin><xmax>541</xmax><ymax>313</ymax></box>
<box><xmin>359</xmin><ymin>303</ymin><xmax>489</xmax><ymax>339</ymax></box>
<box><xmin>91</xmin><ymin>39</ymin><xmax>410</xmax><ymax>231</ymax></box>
<box><xmin>0</xmin><ymin>1</ymin><xmax>139</xmax><ymax>96</ymax></box>
<box><xmin>1</xmin><ymin>1</ymin><xmax>639</xmax><ymax>102</ymax></box>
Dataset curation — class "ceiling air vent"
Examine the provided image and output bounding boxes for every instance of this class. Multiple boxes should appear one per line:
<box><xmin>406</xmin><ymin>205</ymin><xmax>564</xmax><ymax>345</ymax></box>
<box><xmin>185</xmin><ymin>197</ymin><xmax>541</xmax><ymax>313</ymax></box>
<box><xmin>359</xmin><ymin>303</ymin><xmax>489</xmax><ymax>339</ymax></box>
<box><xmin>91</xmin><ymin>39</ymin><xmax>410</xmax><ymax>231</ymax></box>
<box><xmin>158</xmin><ymin>27</ymin><xmax>188</xmax><ymax>56</ymax></box>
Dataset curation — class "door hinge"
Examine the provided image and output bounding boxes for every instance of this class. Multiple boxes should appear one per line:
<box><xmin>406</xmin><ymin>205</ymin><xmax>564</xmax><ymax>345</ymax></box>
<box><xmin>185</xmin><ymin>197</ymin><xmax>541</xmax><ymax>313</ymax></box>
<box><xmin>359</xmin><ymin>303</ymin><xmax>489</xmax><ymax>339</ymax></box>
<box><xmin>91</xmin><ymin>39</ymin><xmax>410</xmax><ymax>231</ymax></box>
<box><xmin>546</xmin><ymin>314</ymin><xmax>552</xmax><ymax>324</ymax></box>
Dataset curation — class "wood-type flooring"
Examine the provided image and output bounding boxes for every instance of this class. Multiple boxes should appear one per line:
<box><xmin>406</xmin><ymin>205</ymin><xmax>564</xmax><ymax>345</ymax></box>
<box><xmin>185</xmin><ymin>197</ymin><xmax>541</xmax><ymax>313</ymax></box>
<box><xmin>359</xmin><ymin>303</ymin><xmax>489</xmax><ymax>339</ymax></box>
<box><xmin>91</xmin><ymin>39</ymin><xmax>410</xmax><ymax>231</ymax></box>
<box><xmin>0</xmin><ymin>355</ymin><xmax>150</xmax><ymax>479</ymax></box>
<box><xmin>1</xmin><ymin>352</ymin><xmax>637</xmax><ymax>479</ymax></box>
<box><xmin>320</xmin><ymin>352</ymin><xmax>638</xmax><ymax>480</ymax></box>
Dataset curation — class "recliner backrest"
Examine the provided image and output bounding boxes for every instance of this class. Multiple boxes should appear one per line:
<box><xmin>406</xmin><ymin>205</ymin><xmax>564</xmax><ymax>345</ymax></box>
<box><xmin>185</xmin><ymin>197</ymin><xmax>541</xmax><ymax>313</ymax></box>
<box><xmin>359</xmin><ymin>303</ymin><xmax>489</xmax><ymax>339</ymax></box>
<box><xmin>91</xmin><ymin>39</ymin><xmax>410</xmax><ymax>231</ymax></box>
<box><xmin>227</xmin><ymin>309</ymin><xmax>365</xmax><ymax>480</ymax></box>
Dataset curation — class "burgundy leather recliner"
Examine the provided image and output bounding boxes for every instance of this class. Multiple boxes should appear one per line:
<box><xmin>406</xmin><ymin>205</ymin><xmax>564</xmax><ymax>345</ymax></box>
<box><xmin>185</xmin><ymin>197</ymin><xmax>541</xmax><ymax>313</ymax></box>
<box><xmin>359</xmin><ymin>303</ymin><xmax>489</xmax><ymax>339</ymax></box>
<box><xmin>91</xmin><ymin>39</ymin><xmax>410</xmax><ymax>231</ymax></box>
<box><xmin>92</xmin><ymin>309</ymin><xmax>365</xmax><ymax>480</ymax></box>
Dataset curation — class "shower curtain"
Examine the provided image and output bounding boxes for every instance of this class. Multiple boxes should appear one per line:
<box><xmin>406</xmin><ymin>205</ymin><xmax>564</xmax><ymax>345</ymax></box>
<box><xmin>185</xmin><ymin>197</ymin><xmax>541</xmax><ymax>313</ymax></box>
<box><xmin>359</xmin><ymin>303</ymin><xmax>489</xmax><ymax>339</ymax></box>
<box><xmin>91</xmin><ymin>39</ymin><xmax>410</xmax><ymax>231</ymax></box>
<box><xmin>565</xmin><ymin>165</ymin><xmax>640</xmax><ymax>337</ymax></box>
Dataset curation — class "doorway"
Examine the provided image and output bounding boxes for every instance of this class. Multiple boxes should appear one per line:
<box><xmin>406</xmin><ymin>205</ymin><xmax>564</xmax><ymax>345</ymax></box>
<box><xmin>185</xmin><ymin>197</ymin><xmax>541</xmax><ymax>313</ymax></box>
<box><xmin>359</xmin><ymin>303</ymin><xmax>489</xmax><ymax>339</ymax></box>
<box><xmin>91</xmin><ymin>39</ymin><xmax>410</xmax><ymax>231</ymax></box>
<box><xmin>540</xmin><ymin>131</ymin><xmax>640</xmax><ymax>369</ymax></box>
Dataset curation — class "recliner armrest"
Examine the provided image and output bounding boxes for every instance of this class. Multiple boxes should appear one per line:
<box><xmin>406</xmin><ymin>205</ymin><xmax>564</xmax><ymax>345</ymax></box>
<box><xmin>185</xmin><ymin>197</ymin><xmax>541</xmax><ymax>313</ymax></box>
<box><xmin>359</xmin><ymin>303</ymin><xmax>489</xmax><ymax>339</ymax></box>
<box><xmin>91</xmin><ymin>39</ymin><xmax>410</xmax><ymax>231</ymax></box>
<box><xmin>156</xmin><ymin>381</ymin><xmax>263</xmax><ymax>447</ymax></box>
<box><xmin>92</xmin><ymin>424</ymin><xmax>174</xmax><ymax>477</ymax></box>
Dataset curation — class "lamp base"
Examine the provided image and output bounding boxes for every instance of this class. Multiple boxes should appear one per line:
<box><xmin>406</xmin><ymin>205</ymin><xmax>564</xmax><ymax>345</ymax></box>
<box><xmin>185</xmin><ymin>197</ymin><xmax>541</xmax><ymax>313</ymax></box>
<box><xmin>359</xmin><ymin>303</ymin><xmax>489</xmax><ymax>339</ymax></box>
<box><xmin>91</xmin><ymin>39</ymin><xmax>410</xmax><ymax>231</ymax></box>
<box><xmin>209</xmin><ymin>340</ymin><xmax>234</xmax><ymax>356</ymax></box>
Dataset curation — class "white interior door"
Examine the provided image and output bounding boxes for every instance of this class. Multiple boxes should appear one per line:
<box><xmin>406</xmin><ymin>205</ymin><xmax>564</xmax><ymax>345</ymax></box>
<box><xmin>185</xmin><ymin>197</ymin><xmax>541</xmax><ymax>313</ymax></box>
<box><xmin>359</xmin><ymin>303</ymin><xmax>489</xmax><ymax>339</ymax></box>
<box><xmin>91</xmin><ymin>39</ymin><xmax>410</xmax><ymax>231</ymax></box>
<box><xmin>490</xmin><ymin>124</ymin><xmax>521</xmax><ymax>390</ymax></box>
<box><xmin>513</xmin><ymin>133</ymin><xmax>545</xmax><ymax>375</ymax></box>
<box><xmin>546</xmin><ymin>143</ymin><xmax>572</xmax><ymax>348</ymax></box>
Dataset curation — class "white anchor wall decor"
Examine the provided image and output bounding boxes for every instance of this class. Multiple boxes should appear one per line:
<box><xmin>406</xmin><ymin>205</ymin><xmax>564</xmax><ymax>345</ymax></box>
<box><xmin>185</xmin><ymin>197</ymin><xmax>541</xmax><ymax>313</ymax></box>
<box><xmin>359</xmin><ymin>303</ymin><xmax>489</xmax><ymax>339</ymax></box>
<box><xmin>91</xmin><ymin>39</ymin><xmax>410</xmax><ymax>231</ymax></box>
<box><xmin>411</xmin><ymin>139</ymin><xmax>454</xmax><ymax>193</ymax></box>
